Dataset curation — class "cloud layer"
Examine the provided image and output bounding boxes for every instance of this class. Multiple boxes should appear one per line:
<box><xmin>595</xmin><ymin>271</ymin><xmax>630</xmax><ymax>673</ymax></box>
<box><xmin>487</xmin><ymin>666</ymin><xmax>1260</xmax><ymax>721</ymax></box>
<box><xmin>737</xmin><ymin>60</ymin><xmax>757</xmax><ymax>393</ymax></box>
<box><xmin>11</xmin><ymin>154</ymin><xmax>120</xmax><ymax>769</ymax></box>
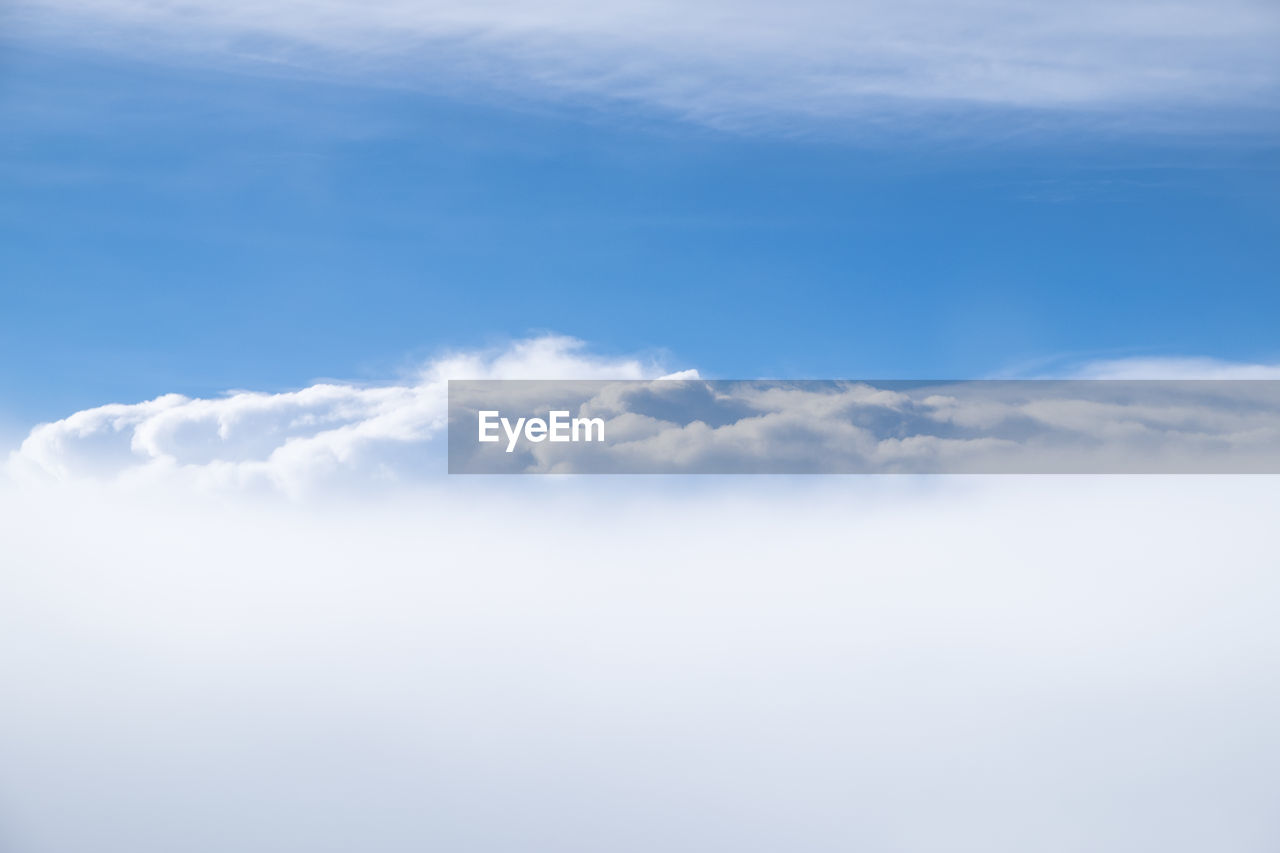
<box><xmin>5</xmin><ymin>340</ymin><xmax>1280</xmax><ymax>851</ymax></box>
<box><xmin>11</xmin><ymin>337</ymin><xmax>1280</xmax><ymax>487</ymax></box>
<box><xmin>14</xmin><ymin>0</ymin><xmax>1279</xmax><ymax>130</ymax></box>
<box><xmin>3</xmin><ymin>476</ymin><xmax>1279</xmax><ymax>852</ymax></box>
<box><xmin>449</xmin><ymin>378</ymin><xmax>1280</xmax><ymax>474</ymax></box>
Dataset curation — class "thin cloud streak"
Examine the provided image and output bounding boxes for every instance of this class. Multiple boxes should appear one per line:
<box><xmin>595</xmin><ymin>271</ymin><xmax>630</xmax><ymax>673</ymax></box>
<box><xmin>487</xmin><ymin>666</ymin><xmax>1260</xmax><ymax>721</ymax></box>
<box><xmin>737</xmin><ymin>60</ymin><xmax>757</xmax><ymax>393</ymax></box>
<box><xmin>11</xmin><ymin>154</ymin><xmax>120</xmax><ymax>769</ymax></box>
<box><xmin>11</xmin><ymin>0</ymin><xmax>1280</xmax><ymax>131</ymax></box>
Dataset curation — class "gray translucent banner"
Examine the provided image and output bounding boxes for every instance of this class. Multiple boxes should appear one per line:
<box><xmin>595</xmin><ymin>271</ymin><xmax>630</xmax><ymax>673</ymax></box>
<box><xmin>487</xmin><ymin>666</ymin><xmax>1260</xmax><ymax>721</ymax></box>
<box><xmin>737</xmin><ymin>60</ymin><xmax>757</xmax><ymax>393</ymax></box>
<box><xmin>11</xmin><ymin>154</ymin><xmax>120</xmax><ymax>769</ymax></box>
<box><xmin>448</xmin><ymin>379</ymin><xmax>1280</xmax><ymax>474</ymax></box>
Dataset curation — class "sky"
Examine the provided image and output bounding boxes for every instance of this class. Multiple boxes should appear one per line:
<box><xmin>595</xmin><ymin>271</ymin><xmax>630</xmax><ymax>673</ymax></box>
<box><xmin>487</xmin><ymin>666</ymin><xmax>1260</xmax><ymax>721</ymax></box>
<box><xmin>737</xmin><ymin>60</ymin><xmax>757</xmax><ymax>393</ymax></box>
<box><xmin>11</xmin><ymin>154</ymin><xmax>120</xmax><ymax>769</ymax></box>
<box><xmin>3</xmin><ymin>3</ymin><xmax>1280</xmax><ymax>852</ymax></box>
<box><xmin>3</xmin><ymin>0</ymin><xmax>1279</xmax><ymax>430</ymax></box>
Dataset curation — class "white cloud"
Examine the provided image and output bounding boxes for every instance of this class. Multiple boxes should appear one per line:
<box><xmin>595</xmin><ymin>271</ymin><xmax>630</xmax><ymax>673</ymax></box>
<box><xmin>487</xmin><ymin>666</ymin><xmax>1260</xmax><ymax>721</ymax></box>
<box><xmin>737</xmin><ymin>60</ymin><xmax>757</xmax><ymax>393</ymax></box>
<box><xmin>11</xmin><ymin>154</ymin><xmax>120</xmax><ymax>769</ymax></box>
<box><xmin>12</xmin><ymin>343</ymin><xmax>1280</xmax><ymax>485</ymax></box>
<box><xmin>455</xmin><ymin>378</ymin><xmax>1280</xmax><ymax>474</ymax></box>
<box><xmin>1070</xmin><ymin>356</ymin><xmax>1280</xmax><ymax>380</ymax></box>
<box><xmin>4</xmin><ymin>341</ymin><xmax>1280</xmax><ymax>850</ymax></box>
<box><xmin>2</xmin><ymin>475</ymin><xmax>1279</xmax><ymax>852</ymax></box>
<box><xmin>6</xmin><ymin>335</ymin><xmax>686</xmax><ymax>493</ymax></box>
<box><xmin>12</xmin><ymin>0</ymin><xmax>1279</xmax><ymax>130</ymax></box>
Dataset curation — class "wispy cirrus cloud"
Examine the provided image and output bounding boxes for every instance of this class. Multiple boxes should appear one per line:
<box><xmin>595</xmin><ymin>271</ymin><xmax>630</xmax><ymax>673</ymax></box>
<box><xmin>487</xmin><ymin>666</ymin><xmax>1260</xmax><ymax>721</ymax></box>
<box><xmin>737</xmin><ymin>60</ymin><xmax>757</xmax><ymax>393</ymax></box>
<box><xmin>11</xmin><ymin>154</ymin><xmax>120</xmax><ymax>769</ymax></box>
<box><xmin>10</xmin><ymin>0</ymin><xmax>1279</xmax><ymax>131</ymax></box>
<box><xmin>1068</xmin><ymin>356</ymin><xmax>1280</xmax><ymax>380</ymax></box>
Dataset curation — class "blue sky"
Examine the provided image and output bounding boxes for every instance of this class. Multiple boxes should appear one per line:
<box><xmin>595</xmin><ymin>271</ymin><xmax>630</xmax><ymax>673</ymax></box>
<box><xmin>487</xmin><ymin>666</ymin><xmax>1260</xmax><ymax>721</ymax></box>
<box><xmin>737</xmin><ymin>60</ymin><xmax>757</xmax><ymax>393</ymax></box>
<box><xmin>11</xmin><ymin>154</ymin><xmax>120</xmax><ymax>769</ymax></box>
<box><xmin>2</xmin><ymin>4</ymin><xmax>1278</xmax><ymax>428</ymax></box>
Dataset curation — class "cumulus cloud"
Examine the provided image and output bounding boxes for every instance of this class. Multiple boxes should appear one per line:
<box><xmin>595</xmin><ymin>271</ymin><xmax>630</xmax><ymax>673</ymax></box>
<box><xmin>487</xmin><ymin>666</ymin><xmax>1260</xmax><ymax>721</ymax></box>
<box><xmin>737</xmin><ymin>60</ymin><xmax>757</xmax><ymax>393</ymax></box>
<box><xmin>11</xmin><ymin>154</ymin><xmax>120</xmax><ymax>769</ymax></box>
<box><xmin>13</xmin><ymin>344</ymin><xmax>1280</xmax><ymax>487</ymax></box>
<box><xmin>11</xmin><ymin>0</ymin><xmax>1279</xmax><ymax>130</ymax></box>
<box><xmin>450</xmin><ymin>378</ymin><xmax>1280</xmax><ymax>473</ymax></box>
<box><xmin>6</xmin><ymin>335</ymin><xmax>687</xmax><ymax>492</ymax></box>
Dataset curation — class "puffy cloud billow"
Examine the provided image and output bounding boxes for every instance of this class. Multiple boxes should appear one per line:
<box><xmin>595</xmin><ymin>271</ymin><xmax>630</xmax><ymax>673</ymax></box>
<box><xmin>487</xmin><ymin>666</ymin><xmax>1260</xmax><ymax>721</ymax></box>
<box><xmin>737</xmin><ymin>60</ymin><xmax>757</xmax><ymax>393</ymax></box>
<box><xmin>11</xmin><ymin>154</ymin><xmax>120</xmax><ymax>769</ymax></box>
<box><xmin>6</xmin><ymin>335</ymin><xmax>687</xmax><ymax>492</ymax></box>
<box><xmin>450</xmin><ymin>378</ymin><xmax>1280</xmax><ymax>473</ymax></box>
<box><xmin>12</xmin><ymin>338</ymin><xmax>1280</xmax><ymax>488</ymax></box>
